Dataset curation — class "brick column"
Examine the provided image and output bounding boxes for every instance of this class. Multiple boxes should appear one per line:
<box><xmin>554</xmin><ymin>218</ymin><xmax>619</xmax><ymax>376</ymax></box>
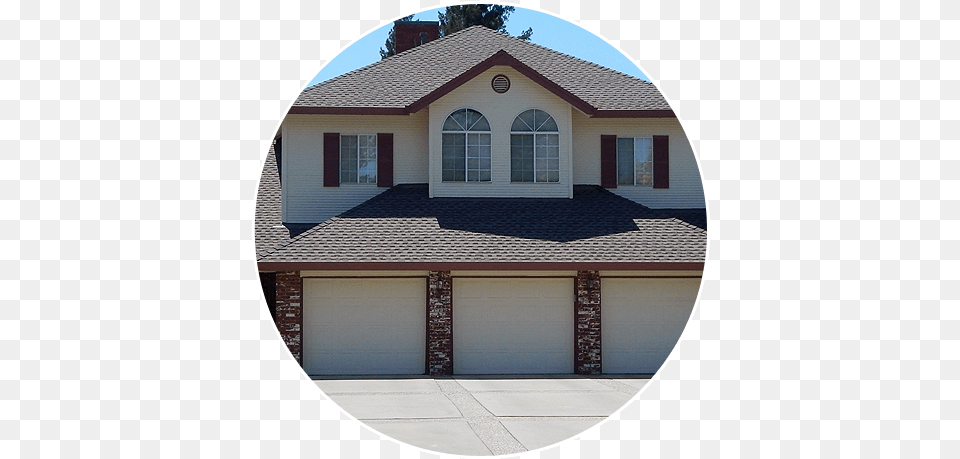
<box><xmin>275</xmin><ymin>271</ymin><xmax>303</xmax><ymax>366</ymax></box>
<box><xmin>575</xmin><ymin>270</ymin><xmax>602</xmax><ymax>375</ymax></box>
<box><xmin>427</xmin><ymin>271</ymin><xmax>453</xmax><ymax>375</ymax></box>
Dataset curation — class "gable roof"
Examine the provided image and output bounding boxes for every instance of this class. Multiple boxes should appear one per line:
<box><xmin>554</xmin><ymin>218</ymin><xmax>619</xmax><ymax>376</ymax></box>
<box><xmin>291</xmin><ymin>25</ymin><xmax>673</xmax><ymax>118</ymax></box>
<box><xmin>257</xmin><ymin>184</ymin><xmax>706</xmax><ymax>271</ymax></box>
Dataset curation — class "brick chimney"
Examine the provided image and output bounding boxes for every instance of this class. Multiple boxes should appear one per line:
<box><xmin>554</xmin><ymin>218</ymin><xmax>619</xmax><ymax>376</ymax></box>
<box><xmin>394</xmin><ymin>21</ymin><xmax>440</xmax><ymax>54</ymax></box>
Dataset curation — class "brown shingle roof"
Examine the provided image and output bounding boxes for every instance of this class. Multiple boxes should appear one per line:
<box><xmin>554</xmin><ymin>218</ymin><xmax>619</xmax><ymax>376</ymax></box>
<box><xmin>254</xmin><ymin>142</ymin><xmax>285</xmax><ymax>258</ymax></box>
<box><xmin>292</xmin><ymin>26</ymin><xmax>672</xmax><ymax>115</ymax></box>
<box><xmin>255</xmin><ymin>142</ymin><xmax>319</xmax><ymax>258</ymax></box>
<box><xmin>257</xmin><ymin>184</ymin><xmax>706</xmax><ymax>268</ymax></box>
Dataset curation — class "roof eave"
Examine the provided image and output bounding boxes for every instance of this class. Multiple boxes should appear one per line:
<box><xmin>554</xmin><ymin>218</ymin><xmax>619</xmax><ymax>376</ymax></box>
<box><xmin>591</xmin><ymin>109</ymin><xmax>677</xmax><ymax>118</ymax></box>
<box><xmin>257</xmin><ymin>261</ymin><xmax>705</xmax><ymax>272</ymax></box>
<box><xmin>287</xmin><ymin>106</ymin><xmax>408</xmax><ymax>115</ymax></box>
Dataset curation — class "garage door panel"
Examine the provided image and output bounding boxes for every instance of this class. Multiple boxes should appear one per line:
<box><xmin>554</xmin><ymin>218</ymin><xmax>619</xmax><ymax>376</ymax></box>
<box><xmin>317</xmin><ymin>351</ymin><xmax>423</xmax><ymax>375</ymax></box>
<box><xmin>602</xmin><ymin>278</ymin><xmax>699</xmax><ymax>374</ymax></box>
<box><xmin>486</xmin><ymin>280</ymin><xmax>513</xmax><ymax>298</ymax></box>
<box><xmin>303</xmin><ymin>278</ymin><xmax>426</xmax><ymax>375</ymax></box>
<box><xmin>375</xmin><ymin>279</ymin><xmax>424</xmax><ymax>299</ymax></box>
<box><xmin>454</xmin><ymin>278</ymin><xmax>574</xmax><ymax>374</ymax></box>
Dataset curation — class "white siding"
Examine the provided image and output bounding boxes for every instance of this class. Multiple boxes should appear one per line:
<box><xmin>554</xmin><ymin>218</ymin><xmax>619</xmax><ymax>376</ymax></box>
<box><xmin>571</xmin><ymin>111</ymin><xmax>705</xmax><ymax>208</ymax></box>
<box><xmin>427</xmin><ymin>66</ymin><xmax>575</xmax><ymax>199</ymax></box>
<box><xmin>280</xmin><ymin>112</ymin><xmax>429</xmax><ymax>223</ymax></box>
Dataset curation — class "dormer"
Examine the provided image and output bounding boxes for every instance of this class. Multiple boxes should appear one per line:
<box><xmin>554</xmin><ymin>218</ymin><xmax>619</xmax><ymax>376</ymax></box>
<box><xmin>427</xmin><ymin>64</ymin><xmax>575</xmax><ymax>198</ymax></box>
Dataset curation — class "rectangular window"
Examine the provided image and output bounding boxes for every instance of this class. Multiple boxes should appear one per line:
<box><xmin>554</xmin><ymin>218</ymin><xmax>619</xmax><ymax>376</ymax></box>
<box><xmin>442</xmin><ymin>133</ymin><xmax>490</xmax><ymax>182</ymax></box>
<box><xmin>340</xmin><ymin>134</ymin><xmax>377</xmax><ymax>184</ymax></box>
<box><xmin>511</xmin><ymin>133</ymin><xmax>559</xmax><ymax>182</ymax></box>
<box><xmin>616</xmin><ymin>137</ymin><xmax>653</xmax><ymax>186</ymax></box>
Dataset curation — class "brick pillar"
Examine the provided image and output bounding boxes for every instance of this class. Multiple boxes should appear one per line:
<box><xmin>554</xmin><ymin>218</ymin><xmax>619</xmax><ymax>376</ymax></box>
<box><xmin>275</xmin><ymin>271</ymin><xmax>303</xmax><ymax>366</ymax></box>
<box><xmin>427</xmin><ymin>271</ymin><xmax>453</xmax><ymax>375</ymax></box>
<box><xmin>575</xmin><ymin>270</ymin><xmax>602</xmax><ymax>375</ymax></box>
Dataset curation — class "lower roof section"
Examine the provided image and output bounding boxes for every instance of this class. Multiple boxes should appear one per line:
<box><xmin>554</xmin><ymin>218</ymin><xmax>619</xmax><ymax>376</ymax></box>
<box><xmin>257</xmin><ymin>184</ymin><xmax>707</xmax><ymax>268</ymax></box>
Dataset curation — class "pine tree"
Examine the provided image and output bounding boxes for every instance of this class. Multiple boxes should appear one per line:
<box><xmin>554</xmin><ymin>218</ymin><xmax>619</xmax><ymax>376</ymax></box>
<box><xmin>379</xmin><ymin>5</ymin><xmax>532</xmax><ymax>60</ymax></box>
<box><xmin>378</xmin><ymin>15</ymin><xmax>415</xmax><ymax>59</ymax></box>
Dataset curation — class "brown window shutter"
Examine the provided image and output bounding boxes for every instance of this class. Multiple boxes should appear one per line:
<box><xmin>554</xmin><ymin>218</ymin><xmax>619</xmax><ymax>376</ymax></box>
<box><xmin>377</xmin><ymin>133</ymin><xmax>393</xmax><ymax>187</ymax></box>
<box><xmin>323</xmin><ymin>132</ymin><xmax>339</xmax><ymax>187</ymax></box>
<box><xmin>653</xmin><ymin>135</ymin><xmax>669</xmax><ymax>189</ymax></box>
<box><xmin>600</xmin><ymin>135</ymin><xmax>617</xmax><ymax>188</ymax></box>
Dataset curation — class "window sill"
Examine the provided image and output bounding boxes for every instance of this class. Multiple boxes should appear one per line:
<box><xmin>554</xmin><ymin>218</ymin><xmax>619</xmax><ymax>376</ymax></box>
<box><xmin>439</xmin><ymin>181</ymin><xmax>494</xmax><ymax>184</ymax></box>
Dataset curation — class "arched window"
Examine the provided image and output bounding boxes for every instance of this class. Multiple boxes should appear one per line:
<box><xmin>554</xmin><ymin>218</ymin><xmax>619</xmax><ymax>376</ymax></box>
<box><xmin>442</xmin><ymin>109</ymin><xmax>491</xmax><ymax>182</ymax></box>
<box><xmin>510</xmin><ymin>109</ymin><xmax>559</xmax><ymax>182</ymax></box>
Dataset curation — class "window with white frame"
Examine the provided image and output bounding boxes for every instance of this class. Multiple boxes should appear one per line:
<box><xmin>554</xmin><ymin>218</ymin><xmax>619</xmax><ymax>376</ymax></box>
<box><xmin>617</xmin><ymin>137</ymin><xmax>653</xmax><ymax>186</ymax></box>
<box><xmin>442</xmin><ymin>108</ymin><xmax>491</xmax><ymax>182</ymax></box>
<box><xmin>340</xmin><ymin>134</ymin><xmax>377</xmax><ymax>184</ymax></box>
<box><xmin>510</xmin><ymin>109</ymin><xmax>559</xmax><ymax>183</ymax></box>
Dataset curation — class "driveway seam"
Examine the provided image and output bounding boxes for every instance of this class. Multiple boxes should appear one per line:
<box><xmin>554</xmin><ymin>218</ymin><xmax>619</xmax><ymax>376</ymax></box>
<box><xmin>435</xmin><ymin>379</ymin><xmax>527</xmax><ymax>455</ymax></box>
<box><xmin>591</xmin><ymin>378</ymin><xmax>644</xmax><ymax>395</ymax></box>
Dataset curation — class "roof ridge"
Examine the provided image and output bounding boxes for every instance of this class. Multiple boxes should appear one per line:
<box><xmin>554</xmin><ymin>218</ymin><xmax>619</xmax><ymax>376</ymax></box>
<box><xmin>304</xmin><ymin>24</ymin><xmax>494</xmax><ymax>91</ymax></box>
<box><xmin>464</xmin><ymin>24</ymin><xmax>654</xmax><ymax>85</ymax></box>
<box><xmin>295</xmin><ymin>23</ymin><xmax>670</xmax><ymax>112</ymax></box>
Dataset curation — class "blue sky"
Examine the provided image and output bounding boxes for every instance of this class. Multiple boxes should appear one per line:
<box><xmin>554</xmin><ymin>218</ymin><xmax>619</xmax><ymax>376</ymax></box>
<box><xmin>307</xmin><ymin>6</ymin><xmax>647</xmax><ymax>86</ymax></box>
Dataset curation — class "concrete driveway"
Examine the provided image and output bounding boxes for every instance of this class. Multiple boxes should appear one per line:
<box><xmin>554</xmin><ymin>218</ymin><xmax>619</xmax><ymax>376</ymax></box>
<box><xmin>314</xmin><ymin>375</ymin><xmax>648</xmax><ymax>455</ymax></box>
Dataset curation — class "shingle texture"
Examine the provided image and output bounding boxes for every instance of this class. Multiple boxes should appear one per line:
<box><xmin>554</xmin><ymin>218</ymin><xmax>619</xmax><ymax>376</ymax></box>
<box><xmin>294</xmin><ymin>25</ymin><xmax>670</xmax><ymax>112</ymax></box>
<box><xmin>257</xmin><ymin>184</ymin><xmax>706</xmax><ymax>264</ymax></box>
<box><xmin>255</xmin><ymin>143</ymin><xmax>315</xmax><ymax>258</ymax></box>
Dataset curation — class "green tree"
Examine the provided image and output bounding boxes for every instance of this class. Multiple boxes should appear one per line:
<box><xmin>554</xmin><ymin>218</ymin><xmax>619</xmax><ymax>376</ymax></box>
<box><xmin>437</xmin><ymin>4</ymin><xmax>532</xmax><ymax>40</ymax></box>
<box><xmin>378</xmin><ymin>15</ymin><xmax>415</xmax><ymax>59</ymax></box>
<box><xmin>379</xmin><ymin>5</ymin><xmax>532</xmax><ymax>60</ymax></box>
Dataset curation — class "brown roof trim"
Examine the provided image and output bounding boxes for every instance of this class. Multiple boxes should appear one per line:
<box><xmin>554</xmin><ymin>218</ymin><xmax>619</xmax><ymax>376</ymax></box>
<box><xmin>591</xmin><ymin>109</ymin><xmax>677</xmax><ymax>118</ymax></box>
<box><xmin>258</xmin><ymin>261</ymin><xmax>705</xmax><ymax>272</ymax></box>
<box><xmin>288</xmin><ymin>106</ymin><xmax>408</xmax><ymax>115</ymax></box>
<box><xmin>405</xmin><ymin>49</ymin><xmax>598</xmax><ymax>115</ymax></box>
<box><xmin>287</xmin><ymin>106</ymin><xmax>676</xmax><ymax>118</ymax></box>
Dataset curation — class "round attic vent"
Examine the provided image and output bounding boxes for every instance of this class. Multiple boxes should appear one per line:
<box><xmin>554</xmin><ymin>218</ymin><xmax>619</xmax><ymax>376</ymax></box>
<box><xmin>491</xmin><ymin>74</ymin><xmax>510</xmax><ymax>93</ymax></box>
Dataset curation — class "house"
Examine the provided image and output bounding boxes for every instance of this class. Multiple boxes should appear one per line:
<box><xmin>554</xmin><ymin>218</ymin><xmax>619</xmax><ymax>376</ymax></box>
<box><xmin>256</xmin><ymin>23</ymin><xmax>707</xmax><ymax>377</ymax></box>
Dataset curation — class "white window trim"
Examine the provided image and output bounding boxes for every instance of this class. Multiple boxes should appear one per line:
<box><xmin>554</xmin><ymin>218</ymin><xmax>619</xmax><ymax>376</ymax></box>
<box><xmin>510</xmin><ymin>109</ymin><xmax>560</xmax><ymax>183</ymax></box>
<box><xmin>340</xmin><ymin>134</ymin><xmax>377</xmax><ymax>185</ymax></box>
<box><xmin>617</xmin><ymin>136</ymin><xmax>653</xmax><ymax>187</ymax></box>
<box><xmin>510</xmin><ymin>131</ymin><xmax>560</xmax><ymax>183</ymax></box>
<box><xmin>441</xmin><ymin>109</ymin><xmax>492</xmax><ymax>183</ymax></box>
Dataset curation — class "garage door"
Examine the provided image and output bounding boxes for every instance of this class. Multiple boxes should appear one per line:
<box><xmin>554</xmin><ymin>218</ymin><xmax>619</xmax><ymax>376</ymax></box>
<box><xmin>303</xmin><ymin>278</ymin><xmax>425</xmax><ymax>375</ymax></box>
<box><xmin>453</xmin><ymin>278</ymin><xmax>574</xmax><ymax>374</ymax></box>
<box><xmin>601</xmin><ymin>278</ymin><xmax>700</xmax><ymax>374</ymax></box>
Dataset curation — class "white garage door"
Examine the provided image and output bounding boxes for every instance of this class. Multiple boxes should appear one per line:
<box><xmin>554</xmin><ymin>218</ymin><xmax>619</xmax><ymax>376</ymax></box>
<box><xmin>453</xmin><ymin>278</ymin><xmax>574</xmax><ymax>374</ymax></box>
<box><xmin>602</xmin><ymin>278</ymin><xmax>700</xmax><ymax>374</ymax></box>
<box><xmin>303</xmin><ymin>278</ymin><xmax>425</xmax><ymax>375</ymax></box>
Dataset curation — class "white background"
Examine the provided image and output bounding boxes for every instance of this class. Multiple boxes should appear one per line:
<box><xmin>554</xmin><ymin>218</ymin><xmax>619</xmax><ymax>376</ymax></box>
<box><xmin>7</xmin><ymin>0</ymin><xmax>955</xmax><ymax>457</ymax></box>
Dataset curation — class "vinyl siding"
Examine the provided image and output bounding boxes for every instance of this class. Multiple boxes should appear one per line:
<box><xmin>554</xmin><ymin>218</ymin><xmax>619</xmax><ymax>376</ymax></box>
<box><xmin>281</xmin><ymin>112</ymin><xmax>429</xmax><ymax>223</ymax></box>
<box><xmin>571</xmin><ymin>111</ymin><xmax>705</xmax><ymax>209</ymax></box>
<box><xmin>428</xmin><ymin>66</ymin><xmax>575</xmax><ymax>199</ymax></box>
